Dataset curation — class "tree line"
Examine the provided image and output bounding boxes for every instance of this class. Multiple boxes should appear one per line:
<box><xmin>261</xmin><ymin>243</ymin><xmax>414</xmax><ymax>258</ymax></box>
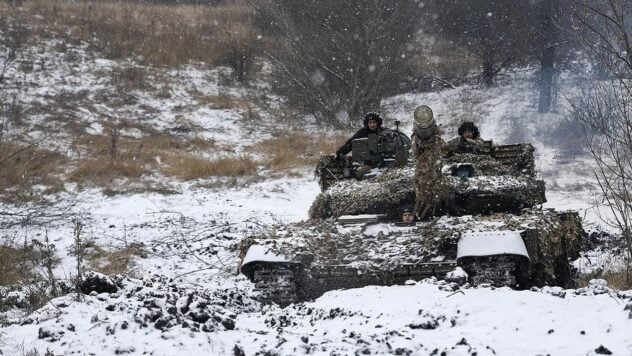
<box><xmin>241</xmin><ymin>0</ymin><xmax>606</xmax><ymax>127</ymax></box>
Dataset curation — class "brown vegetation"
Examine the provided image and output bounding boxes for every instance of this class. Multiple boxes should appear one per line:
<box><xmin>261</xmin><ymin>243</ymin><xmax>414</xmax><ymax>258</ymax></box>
<box><xmin>249</xmin><ymin>132</ymin><xmax>348</xmax><ymax>172</ymax></box>
<box><xmin>15</xmin><ymin>0</ymin><xmax>259</xmax><ymax>77</ymax></box>
<box><xmin>67</xmin><ymin>131</ymin><xmax>221</xmax><ymax>186</ymax></box>
<box><xmin>0</xmin><ymin>245</ymin><xmax>39</xmax><ymax>286</ymax></box>
<box><xmin>161</xmin><ymin>154</ymin><xmax>258</xmax><ymax>180</ymax></box>
<box><xmin>578</xmin><ymin>269</ymin><xmax>632</xmax><ymax>290</ymax></box>
<box><xmin>0</xmin><ymin>141</ymin><xmax>66</xmax><ymax>197</ymax></box>
<box><xmin>84</xmin><ymin>242</ymin><xmax>146</xmax><ymax>276</ymax></box>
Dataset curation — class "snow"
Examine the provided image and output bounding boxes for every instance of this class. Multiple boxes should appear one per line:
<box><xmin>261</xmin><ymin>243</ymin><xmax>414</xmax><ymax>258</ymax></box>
<box><xmin>0</xmin><ymin>39</ymin><xmax>630</xmax><ymax>356</ymax></box>
<box><xmin>457</xmin><ymin>231</ymin><xmax>529</xmax><ymax>259</ymax></box>
<box><xmin>242</xmin><ymin>244</ymin><xmax>290</xmax><ymax>265</ymax></box>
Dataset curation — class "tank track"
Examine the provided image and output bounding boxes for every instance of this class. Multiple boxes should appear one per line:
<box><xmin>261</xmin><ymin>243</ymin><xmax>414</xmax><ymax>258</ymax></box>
<box><xmin>252</xmin><ymin>264</ymin><xmax>300</xmax><ymax>306</ymax></box>
<box><xmin>462</xmin><ymin>255</ymin><xmax>528</xmax><ymax>288</ymax></box>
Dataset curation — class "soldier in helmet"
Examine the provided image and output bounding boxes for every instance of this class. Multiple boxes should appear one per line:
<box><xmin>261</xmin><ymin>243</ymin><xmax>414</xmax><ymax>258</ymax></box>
<box><xmin>400</xmin><ymin>204</ymin><xmax>415</xmax><ymax>224</ymax></box>
<box><xmin>331</xmin><ymin>112</ymin><xmax>388</xmax><ymax>179</ymax></box>
<box><xmin>445</xmin><ymin>121</ymin><xmax>487</xmax><ymax>157</ymax></box>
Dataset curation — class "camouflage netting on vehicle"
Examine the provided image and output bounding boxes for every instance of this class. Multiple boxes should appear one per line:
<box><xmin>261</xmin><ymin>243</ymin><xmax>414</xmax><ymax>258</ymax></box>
<box><xmin>438</xmin><ymin>152</ymin><xmax>546</xmax><ymax>214</ymax></box>
<box><xmin>315</xmin><ymin>155</ymin><xmax>347</xmax><ymax>191</ymax></box>
<box><xmin>309</xmin><ymin>166</ymin><xmax>416</xmax><ymax>220</ymax></box>
<box><xmin>442</xmin><ymin>153</ymin><xmax>530</xmax><ymax>177</ymax></box>
<box><xmin>241</xmin><ymin>209</ymin><xmax>582</xmax><ymax>286</ymax></box>
<box><xmin>446</xmin><ymin>175</ymin><xmax>546</xmax><ymax>205</ymax></box>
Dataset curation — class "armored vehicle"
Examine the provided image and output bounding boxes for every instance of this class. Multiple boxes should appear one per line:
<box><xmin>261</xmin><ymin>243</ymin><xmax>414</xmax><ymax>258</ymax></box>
<box><xmin>240</xmin><ymin>106</ymin><xmax>583</xmax><ymax>306</ymax></box>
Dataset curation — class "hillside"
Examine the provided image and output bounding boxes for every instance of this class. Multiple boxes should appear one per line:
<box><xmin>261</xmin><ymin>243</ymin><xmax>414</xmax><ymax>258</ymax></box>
<box><xmin>0</xmin><ymin>2</ymin><xmax>631</xmax><ymax>355</ymax></box>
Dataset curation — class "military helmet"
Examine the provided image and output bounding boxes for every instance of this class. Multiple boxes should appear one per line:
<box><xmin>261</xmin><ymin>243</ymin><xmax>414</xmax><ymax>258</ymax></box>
<box><xmin>400</xmin><ymin>204</ymin><xmax>414</xmax><ymax>215</ymax></box>
<box><xmin>363</xmin><ymin>112</ymin><xmax>383</xmax><ymax>128</ymax></box>
<box><xmin>458</xmin><ymin>121</ymin><xmax>480</xmax><ymax>139</ymax></box>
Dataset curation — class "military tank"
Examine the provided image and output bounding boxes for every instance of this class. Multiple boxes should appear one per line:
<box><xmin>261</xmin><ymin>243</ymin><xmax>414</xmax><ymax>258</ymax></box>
<box><xmin>240</xmin><ymin>106</ymin><xmax>583</xmax><ymax>306</ymax></box>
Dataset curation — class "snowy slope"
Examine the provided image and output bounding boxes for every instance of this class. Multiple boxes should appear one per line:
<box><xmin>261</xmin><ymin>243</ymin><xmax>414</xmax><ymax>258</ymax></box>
<box><xmin>0</xmin><ymin>39</ymin><xmax>630</xmax><ymax>356</ymax></box>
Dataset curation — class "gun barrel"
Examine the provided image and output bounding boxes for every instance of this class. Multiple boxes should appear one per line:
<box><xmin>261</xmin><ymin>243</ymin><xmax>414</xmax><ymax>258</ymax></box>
<box><xmin>413</xmin><ymin>105</ymin><xmax>435</xmax><ymax>141</ymax></box>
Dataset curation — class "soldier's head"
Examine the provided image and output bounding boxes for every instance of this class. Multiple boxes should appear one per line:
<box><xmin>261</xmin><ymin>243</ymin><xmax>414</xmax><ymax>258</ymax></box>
<box><xmin>458</xmin><ymin>121</ymin><xmax>479</xmax><ymax>139</ymax></box>
<box><xmin>364</xmin><ymin>112</ymin><xmax>383</xmax><ymax>132</ymax></box>
<box><xmin>400</xmin><ymin>204</ymin><xmax>414</xmax><ymax>223</ymax></box>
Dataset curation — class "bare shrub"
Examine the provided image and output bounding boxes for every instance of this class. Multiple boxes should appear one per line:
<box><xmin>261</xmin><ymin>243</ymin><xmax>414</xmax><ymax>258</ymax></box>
<box><xmin>569</xmin><ymin>0</ymin><xmax>632</xmax><ymax>285</ymax></box>
<box><xmin>0</xmin><ymin>240</ymin><xmax>61</xmax><ymax>312</ymax></box>
<box><xmin>161</xmin><ymin>154</ymin><xmax>258</xmax><ymax>180</ymax></box>
<box><xmin>142</xmin><ymin>133</ymin><xmax>216</xmax><ymax>152</ymax></box>
<box><xmin>209</xmin><ymin>2</ymin><xmax>259</xmax><ymax>82</ymax></box>
<box><xmin>0</xmin><ymin>4</ymin><xmax>28</xmax><ymax>84</ymax></box>
<box><xmin>110</xmin><ymin>65</ymin><xmax>148</xmax><ymax>104</ymax></box>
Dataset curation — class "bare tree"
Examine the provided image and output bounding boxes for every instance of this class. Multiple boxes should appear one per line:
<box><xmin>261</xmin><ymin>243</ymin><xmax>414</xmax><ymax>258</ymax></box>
<box><xmin>569</xmin><ymin>0</ymin><xmax>632</xmax><ymax>284</ymax></box>
<box><xmin>0</xmin><ymin>6</ymin><xmax>25</xmax><ymax>85</ymax></box>
<box><xmin>249</xmin><ymin>0</ymin><xmax>424</xmax><ymax>128</ymax></box>
<box><xmin>428</xmin><ymin>0</ymin><xmax>547</xmax><ymax>86</ymax></box>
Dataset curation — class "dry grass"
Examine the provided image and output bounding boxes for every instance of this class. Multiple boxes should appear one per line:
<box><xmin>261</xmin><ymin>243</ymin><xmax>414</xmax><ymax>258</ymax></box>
<box><xmin>0</xmin><ymin>241</ymin><xmax>62</xmax><ymax>312</ymax></box>
<box><xmin>195</xmin><ymin>93</ymin><xmax>254</xmax><ymax>111</ymax></box>
<box><xmin>68</xmin><ymin>159</ymin><xmax>147</xmax><ymax>184</ymax></box>
<box><xmin>577</xmin><ymin>269</ymin><xmax>632</xmax><ymax>290</ymax></box>
<box><xmin>68</xmin><ymin>131</ymin><xmax>220</xmax><ymax>185</ymax></box>
<box><xmin>15</xmin><ymin>0</ymin><xmax>259</xmax><ymax>72</ymax></box>
<box><xmin>161</xmin><ymin>154</ymin><xmax>258</xmax><ymax>180</ymax></box>
<box><xmin>0</xmin><ymin>243</ymin><xmax>59</xmax><ymax>314</ymax></box>
<box><xmin>67</xmin><ymin>128</ymin><xmax>259</xmax><ymax>186</ymax></box>
<box><xmin>0</xmin><ymin>245</ymin><xmax>39</xmax><ymax>286</ymax></box>
<box><xmin>0</xmin><ymin>141</ymin><xmax>66</xmax><ymax>198</ymax></box>
<box><xmin>248</xmin><ymin>132</ymin><xmax>348</xmax><ymax>172</ymax></box>
<box><xmin>84</xmin><ymin>242</ymin><xmax>146</xmax><ymax>276</ymax></box>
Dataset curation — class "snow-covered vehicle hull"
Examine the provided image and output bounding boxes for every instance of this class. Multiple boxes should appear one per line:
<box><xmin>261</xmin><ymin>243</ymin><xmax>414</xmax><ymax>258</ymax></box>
<box><xmin>240</xmin><ymin>209</ymin><xmax>582</xmax><ymax>305</ymax></box>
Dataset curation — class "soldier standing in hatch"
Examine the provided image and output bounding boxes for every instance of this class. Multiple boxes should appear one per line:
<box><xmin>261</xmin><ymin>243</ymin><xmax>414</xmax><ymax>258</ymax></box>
<box><xmin>444</xmin><ymin>121</ymin><xmax>487</xmax><ymax>157</ymax></box>
<box><xmin>331</xmin><ymin>112</ymin><xmax>388</xmax><ymax>180</ymax></box>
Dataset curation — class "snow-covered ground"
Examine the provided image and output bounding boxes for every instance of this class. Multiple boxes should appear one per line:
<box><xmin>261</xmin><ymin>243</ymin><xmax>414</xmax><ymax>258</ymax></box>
<box><xmin>0</xmin><ymin>38</ymin><xmax>630</xmax><ymax>356</ymax></box>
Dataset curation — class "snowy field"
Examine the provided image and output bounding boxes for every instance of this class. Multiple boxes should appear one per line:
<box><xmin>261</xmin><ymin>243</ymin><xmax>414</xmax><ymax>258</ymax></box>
<box><xmin>0</xmin><ymin>40</ymin><xmax>630</xmax><ymax>356</ymax></box>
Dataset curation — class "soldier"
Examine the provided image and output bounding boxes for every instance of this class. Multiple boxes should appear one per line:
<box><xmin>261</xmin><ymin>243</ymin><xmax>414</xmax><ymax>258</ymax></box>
<box><xmin>400</xmin><ymin>205</ymin><xmax>415</xmax><ymax>223</ymax></box>
<box><xmin>445</xmin><ymin>121</ymin><xmax>487</xmax><ymax>157</ymax></box>
<box><xmin>331</xmin><ymin>112</ymin><xmax>388</xmax><ymax>179</ymax></box>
